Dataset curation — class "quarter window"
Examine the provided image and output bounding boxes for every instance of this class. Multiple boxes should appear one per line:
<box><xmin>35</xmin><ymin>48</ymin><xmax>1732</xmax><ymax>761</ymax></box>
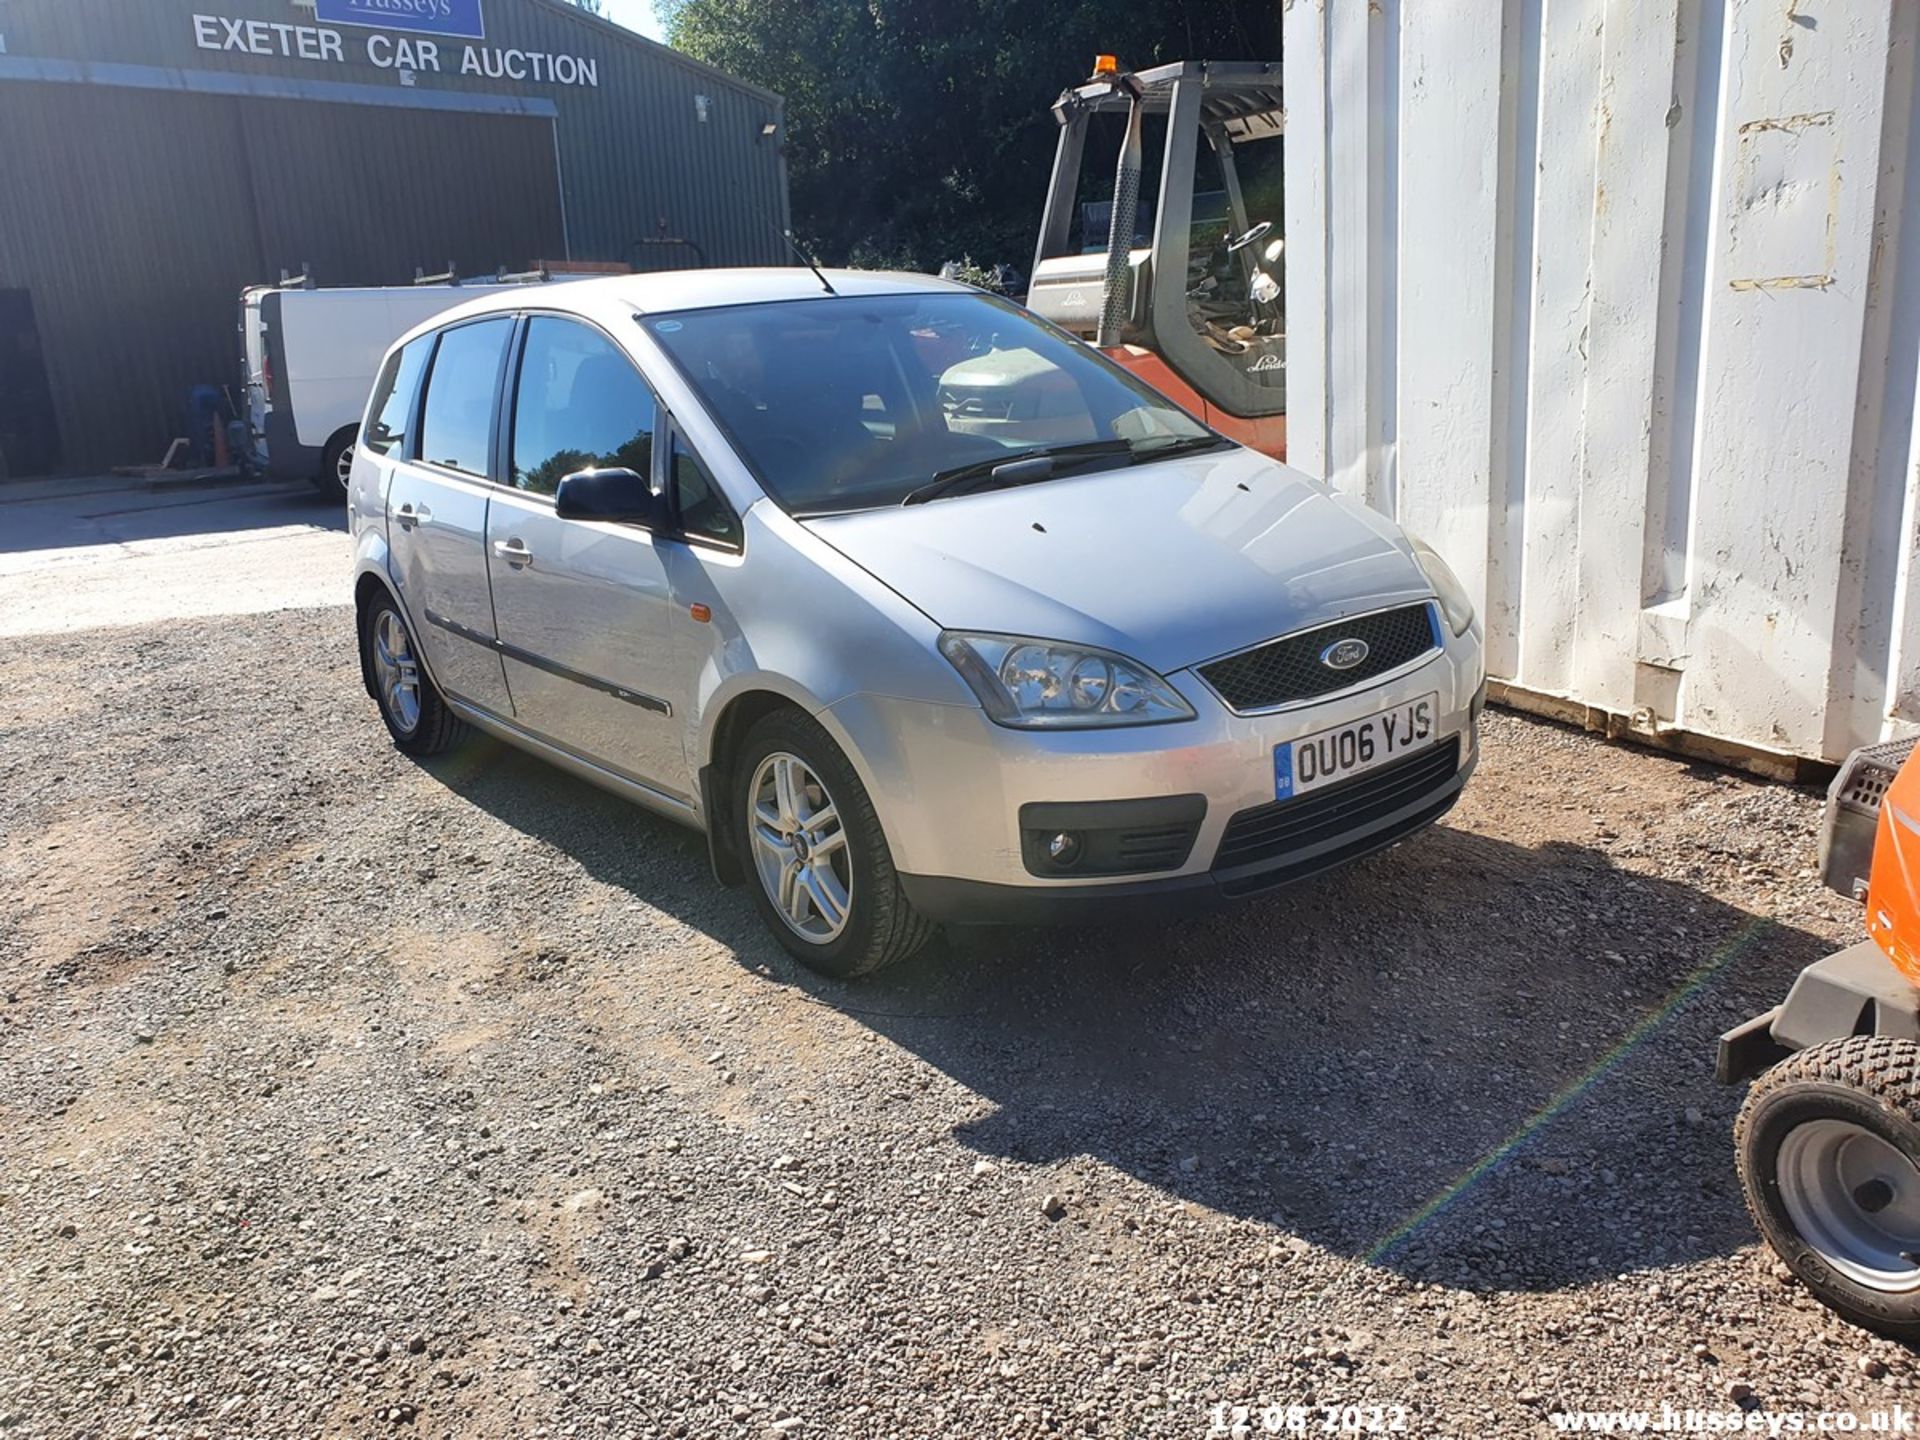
<box><xmin>511</xmin><ymin>317</ymin><xmax>657</xmax><ymax>497</ymax></box>
<box><xmin>418</xmin><ymin>318</ymin><xmax>512</xmax><ymax>477</ymax></box>
<box><xmin>362</xmin><ymin>336</ymin><xmax>431</xmax><ymax>458</ymax></box>
<box><xmin>670</xmin><ymin>432</ymin><xmax>742</xmax><ymax>549</ymax></box>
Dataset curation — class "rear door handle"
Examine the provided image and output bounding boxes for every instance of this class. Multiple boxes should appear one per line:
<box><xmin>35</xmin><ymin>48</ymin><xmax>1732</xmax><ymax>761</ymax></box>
<box><xmin>493</xmin><ymin>538</ymin><xmax>533</xmax><ymax>568</ymax></box>
<box><xmin>395</xmin><ymin>502</ymin><xmax>432</xmax><ymax>530</ymax></box>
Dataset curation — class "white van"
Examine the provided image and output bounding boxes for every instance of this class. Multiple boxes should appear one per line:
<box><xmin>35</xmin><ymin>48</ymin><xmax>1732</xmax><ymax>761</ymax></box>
<box><xmin>241</xmin><ymin>274</ymin><xmax>583</xmax><ymax>496</ymax></box>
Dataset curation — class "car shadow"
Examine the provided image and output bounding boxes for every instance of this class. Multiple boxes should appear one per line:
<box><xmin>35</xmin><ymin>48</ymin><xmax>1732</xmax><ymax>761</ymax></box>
<box><xmin>426</xmin><ymin>733</ymin><xmax>1835</xmax><ymax>1294</ymax></box>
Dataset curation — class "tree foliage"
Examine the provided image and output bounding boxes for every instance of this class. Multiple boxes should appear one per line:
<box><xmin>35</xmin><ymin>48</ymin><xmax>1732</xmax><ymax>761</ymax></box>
<box><xmin>659</xmin><ymin>0</ymin><xmax>1282</xmax><ymax>272</ymax></box>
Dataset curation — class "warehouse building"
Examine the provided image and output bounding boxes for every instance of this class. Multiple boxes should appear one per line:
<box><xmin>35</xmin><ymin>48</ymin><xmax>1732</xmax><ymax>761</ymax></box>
<box><xmin>0</xmin><ymin>0</ymin><xmax>790</xmax><ymax>475</ymax></box>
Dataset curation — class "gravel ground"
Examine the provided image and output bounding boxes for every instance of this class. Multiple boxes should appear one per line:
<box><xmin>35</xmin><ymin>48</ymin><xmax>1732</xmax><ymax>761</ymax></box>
<box><xmin>1</xmin><ymin>604</ymin><xmax>1914</xmax><ymax>1438</ymax></box>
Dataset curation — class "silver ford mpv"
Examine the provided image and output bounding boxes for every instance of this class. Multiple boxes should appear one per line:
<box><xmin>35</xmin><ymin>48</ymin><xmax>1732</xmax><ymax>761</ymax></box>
<box><xmin>348</xmin><ymin>269</ymin><xmax>1484</xmax><ymax>977</ymax></box>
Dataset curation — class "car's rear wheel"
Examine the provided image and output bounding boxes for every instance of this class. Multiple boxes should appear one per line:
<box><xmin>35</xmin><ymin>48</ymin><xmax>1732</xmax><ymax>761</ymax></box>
<box><xmin>1735</xmin><ymin>1035</ymin><xmax>1920</xmax><ymax>1342</ymax></box>
<box><xmin>316</xmin><ymin>426</ymin><xmax>356</xmax><ymax>500</ymax></box>
<box><xmin>734</xmin><ymin>709</ymin><xmax>932</xmax><ymax>978</ymax></box>
<box><xmin>361</xmin><ymin>593</ymin><xmax>466</xmax><ymax>757</ymax></box>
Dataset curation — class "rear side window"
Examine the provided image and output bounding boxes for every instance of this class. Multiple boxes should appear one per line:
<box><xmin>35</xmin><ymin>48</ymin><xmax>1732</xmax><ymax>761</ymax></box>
<box><xmin>671</xmin><ymin>433</ymin><xmax>742</xmax><ymax>549</ymax></box>
<box><xmin>511</xmin><ymin>316</ymin><xmax>657</xmax><ymax>496</ymax></box>
<box><xmin>361</xmin><ymin>336</ymin><xmax>431</xmax><ymax>458</ymax></box>
<box><xmin>419</xmin><ymin>318</ymin><xmax>512</xmax><ymax>477</ymax></box>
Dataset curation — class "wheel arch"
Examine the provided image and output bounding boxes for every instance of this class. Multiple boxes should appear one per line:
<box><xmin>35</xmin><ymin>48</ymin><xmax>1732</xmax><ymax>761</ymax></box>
<box><xmin>696</xmin><ymin>680</ymin><xmax>899</xmax><ymax>889</ymax></box>
<box><xmin>353</xmin><ymin>570</ymin><xmax>394</xmax><ymax>700</ymax></box>
<box><xmin>698</xmin><ymin>687</ymin><xmax>809</xmax><ymax>888</ymax></box>
<box><xmin>352</xmin><ymin>565</ymin><xmax>445</xmax><ymax>705</ymax></box>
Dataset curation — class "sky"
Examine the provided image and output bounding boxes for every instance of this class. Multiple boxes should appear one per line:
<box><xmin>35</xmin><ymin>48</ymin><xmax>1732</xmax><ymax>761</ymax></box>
<box><xmin>597</xmin><ymin>0</ymin><xmax>668</xmax><ymax>44</ymax></box>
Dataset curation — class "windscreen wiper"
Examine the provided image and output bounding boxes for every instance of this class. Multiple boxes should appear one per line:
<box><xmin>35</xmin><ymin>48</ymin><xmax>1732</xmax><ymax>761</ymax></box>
<box><xmin>1127</xmin><ymin>433</ymin><xmax>1235</xmax><ymax>461</ymax></box>
<box><xmin>900</xmin><ymin>439</ymin><xmax>1139</xmax><ymax>506</ymax></box>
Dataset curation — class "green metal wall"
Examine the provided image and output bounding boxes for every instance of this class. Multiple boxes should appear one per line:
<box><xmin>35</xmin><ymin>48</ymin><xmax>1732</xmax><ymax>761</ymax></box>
<box><xmin>0</xmin><ymin>0</ymin><xmax>790</xmax><ymax>473</ymax></box>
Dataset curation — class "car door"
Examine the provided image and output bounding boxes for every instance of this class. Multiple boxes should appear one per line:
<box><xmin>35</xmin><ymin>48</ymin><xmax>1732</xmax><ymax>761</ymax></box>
<box><xmin>385</xmin><ymin>316</ymin><xmax>517</xmax><ymax>716</ymax></box>
<box><xmin>485</xmin><ymin>314</ymin><xmax>683</xmax><ymax>797</ymax></box>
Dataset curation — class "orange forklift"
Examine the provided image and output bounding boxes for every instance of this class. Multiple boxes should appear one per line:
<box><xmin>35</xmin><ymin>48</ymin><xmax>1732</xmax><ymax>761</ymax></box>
<box><xmin>1720</xmin><ymin>739</ymin><xmax>1920</xmax><ymax>1340</ymax></box>
<box><xmin>1025</xmin><ymin>58</ymin><xmax>1288</xmax><ymax>459</ymax></box>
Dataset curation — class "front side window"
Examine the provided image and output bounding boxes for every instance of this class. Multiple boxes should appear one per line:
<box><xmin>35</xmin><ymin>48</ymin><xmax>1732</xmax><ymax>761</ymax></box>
<box><xmin>362</xmin><ymin>335</ymin><xmax>431</xmax><ymax>457</ymax></box>
<box><xmin>670</xmin><ymin>432</ymin><xmax>741</xmax><ymax>548</ymax></box>
<box><xmin>418</xmin><ymin>318</ymin><xmax>512</xmax><ymax>476</ymax></box>
<box><xmin>511</xmin><ymin>316</ymin><xmax>657</xmax><ymax>496</ymax></box>
<box><xmin>641</xmin><ymin>292</ymin><xmax>1215</xmax><ymax>516</ymax></box>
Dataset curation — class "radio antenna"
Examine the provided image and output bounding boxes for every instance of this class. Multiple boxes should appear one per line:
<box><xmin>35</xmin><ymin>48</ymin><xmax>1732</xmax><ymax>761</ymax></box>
<box><xmin>781</xmin><ymin>227</ymin><xmax>837</xmax><ymax>296</ymax></box>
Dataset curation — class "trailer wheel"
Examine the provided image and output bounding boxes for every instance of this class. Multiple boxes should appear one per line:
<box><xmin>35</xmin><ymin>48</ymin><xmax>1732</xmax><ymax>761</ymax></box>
<box><xmin>1736</xmin><ymin>1035</ymin><xmax>1920</xmax><ymax>1341</ymax></box>
<box><xmin>316</xmin><ymin>426</ymin><xmax>356</xmax><ymax>500</ymax></box>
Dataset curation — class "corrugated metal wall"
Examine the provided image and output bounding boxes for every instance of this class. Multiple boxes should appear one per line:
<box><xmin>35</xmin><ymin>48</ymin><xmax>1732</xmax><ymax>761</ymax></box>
<box><xmin>1282</xmin><ymin>0</ymin><xmax>1920</xmax><ymax>767</ymax></box>
<box><xmin>0</xmin><ymin>0</ymin><xmax>789</xmax><ymax>473</ymax></box>
<box><xmin>0</xmin><ymin>81</ymin><xmax>565</xmax><ymax>470</ymax></box>
<box><xmin>237</xmin><ymin>99</ymin><xmax>566</xmax><ymax>282</ymax></box>
<box><xmin>0</xmin><ymin>83</ymin><xmax>268</xmax><ymax>473</ymax></box>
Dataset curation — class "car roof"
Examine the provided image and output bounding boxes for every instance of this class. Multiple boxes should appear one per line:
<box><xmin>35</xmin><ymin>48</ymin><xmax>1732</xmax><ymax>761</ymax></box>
<box><xmin>394</xmin><ymin>267</ymin><xmax>972</xmax><ymax>347</ymax></box>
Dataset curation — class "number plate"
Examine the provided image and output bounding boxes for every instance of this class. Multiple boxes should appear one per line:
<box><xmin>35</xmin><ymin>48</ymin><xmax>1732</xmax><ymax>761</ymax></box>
<box><xmin>1274</xmin><ymin>693</ymin><xmax>1438</xmax><ymax>801</ymax></box>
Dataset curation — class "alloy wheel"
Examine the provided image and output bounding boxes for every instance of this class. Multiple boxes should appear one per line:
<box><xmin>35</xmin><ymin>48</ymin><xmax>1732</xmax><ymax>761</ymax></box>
<box><xmin>370</xmin><ymin>608</ymin><xmax>422</xmax><ymax>735</ymax></box>
<box><xmin>747</xmin><ymin>751</ymin><xmax>852</xmax><ymax>944</ymax></box>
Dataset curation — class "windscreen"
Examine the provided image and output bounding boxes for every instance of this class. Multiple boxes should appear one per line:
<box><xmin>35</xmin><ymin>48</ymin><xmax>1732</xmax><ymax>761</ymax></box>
<box><xmin>640</xmin><ymin>292</ymin><xmax>1210</xmax><ymax>516</ymax></box>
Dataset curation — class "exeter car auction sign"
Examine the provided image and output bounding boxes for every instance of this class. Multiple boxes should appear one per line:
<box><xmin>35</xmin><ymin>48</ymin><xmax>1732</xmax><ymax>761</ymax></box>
<box><xmin>314</xmin><ymin>0</ymin><xmax>486</xmax><ymax>41</ymax></box>
<box><xmin>189</xmin><ymin>10</ymin><xmax>601</xmax><ymax>87</ymax></box>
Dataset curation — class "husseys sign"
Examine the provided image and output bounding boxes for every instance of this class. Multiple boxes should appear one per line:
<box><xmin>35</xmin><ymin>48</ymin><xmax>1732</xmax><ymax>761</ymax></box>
<box><xmin>316</xmin><ymin>0</ymin><xmax>486</xmax><ymax>41</ymax></box>
<box><xmin>189</xmin><ymin>9</ymin><xmax>601</xmax><ymax>87</ymax></box>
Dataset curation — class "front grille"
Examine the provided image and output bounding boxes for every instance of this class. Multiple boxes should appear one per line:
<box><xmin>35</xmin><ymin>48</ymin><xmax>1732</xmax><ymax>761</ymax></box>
<box><xmin>1213</xmin><ymin>736</ymin><xmax>1462</xmax><ymax>875</ymax></box>
<box><xmin>1198</xmin><ymin>604</ymin><xmax>1439</xmax><ymax>712</ymax></box>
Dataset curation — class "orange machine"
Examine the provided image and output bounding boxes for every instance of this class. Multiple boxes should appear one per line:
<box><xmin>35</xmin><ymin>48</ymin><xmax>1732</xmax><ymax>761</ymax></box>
<box><xmin>1864</xmin><ymin>750</ymin><xmax>1920</xmax><ymax>984</ymax></box>
<box><xmin>1025</xmin><ymin>60</ymin><xmax>1289</xmax><ymax>462</ymax></box>
<box><xmin>1718</xmin><ymin>738</ymin><xmax>1920</xmax><ymax>1342</ymax></box>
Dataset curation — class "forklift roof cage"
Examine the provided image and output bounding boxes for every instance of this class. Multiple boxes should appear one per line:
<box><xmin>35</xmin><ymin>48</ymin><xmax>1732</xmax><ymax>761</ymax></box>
<box><xmin>1029</xmin><ymin>61</ymin><xmax>1286</xmax><ymax>423</ymax></box>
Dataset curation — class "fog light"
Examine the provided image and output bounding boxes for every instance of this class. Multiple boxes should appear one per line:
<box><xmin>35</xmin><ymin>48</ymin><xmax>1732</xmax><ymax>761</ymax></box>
<box><xmin>1046</xmin><ymin>831</ymin><xmax>1082</xmax><ymax>867</ymax></box>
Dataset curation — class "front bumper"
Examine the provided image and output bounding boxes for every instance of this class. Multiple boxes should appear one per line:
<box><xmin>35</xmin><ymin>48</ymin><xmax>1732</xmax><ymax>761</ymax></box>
<box><xmin>901</xmin><ymin>748</ymin><xmax>1474</xmax><ymax>923</ymax></box>
<box><xmin>823</xmin><ymin>627</ymin><xmax>1482</xmax><ymax>917</ymax></box>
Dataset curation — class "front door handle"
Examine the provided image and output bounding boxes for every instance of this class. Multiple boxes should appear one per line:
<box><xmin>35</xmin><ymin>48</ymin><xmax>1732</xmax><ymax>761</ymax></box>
<box><xmin>395</xmin><ymin>502</ymin><xmax>432</xmax><ymax>530</ymax></box>
<box><xmin>493</xmin><ymin>538</ymin><xmax>533</xmax><ymax>569</ymax></box>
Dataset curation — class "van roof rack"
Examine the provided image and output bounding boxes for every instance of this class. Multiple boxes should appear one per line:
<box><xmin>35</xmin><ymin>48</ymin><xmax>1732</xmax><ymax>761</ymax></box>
<box><xmin>412</xmin><ymin>264</ymin><xmax>554</xmax><ymax>287</ymax></box>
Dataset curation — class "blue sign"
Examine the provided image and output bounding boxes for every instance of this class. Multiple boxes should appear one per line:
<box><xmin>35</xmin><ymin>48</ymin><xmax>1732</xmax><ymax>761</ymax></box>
<box><xmin>315</xmin><ymin>0</ymin><xmax>486</xmax><ymax>40</ymax></box>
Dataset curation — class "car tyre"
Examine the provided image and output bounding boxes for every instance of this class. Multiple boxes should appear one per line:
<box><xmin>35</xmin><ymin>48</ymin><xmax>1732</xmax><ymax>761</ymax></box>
<box><xmin>1735</xmin><ymin>1035</ymin><xmax>1920</xmax><ymax>1342</ymax></box>
<box><xmin>315</xmin><ymin>426</ymin><xmax>356</xmax><ymax>500</ymax></box>
<box><xmin>734</xmin><ymin>708</ymin><xmax>933</xmax><ymax>979</ymax></box>
<box><xmin>361</xmin><ymin>593</ymin><xmax>467</xmax><ymax>757</ymax></box>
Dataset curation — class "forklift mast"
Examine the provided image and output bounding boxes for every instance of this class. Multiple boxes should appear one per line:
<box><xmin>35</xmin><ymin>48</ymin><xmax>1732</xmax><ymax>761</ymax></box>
<box><xmin>1028</xmin><ymin>60</ymin><xmax>1287</xmax><ymax>458</ymax></box>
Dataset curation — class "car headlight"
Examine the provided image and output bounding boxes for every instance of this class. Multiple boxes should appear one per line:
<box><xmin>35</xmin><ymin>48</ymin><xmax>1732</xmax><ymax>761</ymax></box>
<box><xmin>937</xmin><ymin>631</ymin><xmax>1196</xmax><ymax>728</ymax></box>
<box><xmin>1409</xmin><ymin>535</ymin><xmax>1476</xmax><ymax>637</ymax></box>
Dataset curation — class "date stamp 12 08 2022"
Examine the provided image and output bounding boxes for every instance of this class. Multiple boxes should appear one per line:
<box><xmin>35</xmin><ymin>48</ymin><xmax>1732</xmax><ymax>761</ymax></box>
<box><xmin>1207</xmin><ymin>1402</ymin><xmax>1411</xmax><ymax>1436</ymax></box>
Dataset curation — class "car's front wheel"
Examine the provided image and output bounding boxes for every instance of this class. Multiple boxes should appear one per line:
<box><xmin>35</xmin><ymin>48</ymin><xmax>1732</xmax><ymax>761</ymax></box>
<box><xmin>734</xmin><ymin>709</ymin><xmax>932</xmax><ymax>978</ymax></box>
<box><xmin>1736</xmin><ymin>1035</ymin><xmax>1920</xmax><ymax>1342</ymax></box>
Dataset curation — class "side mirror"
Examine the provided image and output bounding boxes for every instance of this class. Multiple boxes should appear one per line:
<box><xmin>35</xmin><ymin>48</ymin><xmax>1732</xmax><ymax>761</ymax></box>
<box><xmin>553</xmin><ymin>467</ymin><xmax>661</xmax><ymax>525</ymax></box>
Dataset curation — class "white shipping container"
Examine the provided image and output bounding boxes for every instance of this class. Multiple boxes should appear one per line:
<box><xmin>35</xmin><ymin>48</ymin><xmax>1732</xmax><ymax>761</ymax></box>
<box><xmin>1280</xmin><ymin>0</ymin><xmax>1920</xmax><ymax>768</ymax></box>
